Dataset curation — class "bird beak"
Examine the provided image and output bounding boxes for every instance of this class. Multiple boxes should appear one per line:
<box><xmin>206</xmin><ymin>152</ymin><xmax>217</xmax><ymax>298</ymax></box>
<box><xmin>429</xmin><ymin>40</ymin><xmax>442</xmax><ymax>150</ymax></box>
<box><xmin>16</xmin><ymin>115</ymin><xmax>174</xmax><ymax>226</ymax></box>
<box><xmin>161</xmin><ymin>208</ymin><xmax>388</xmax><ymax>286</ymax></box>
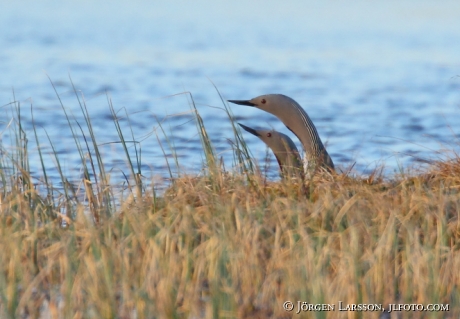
<box><xmin>238</xmin><ymin>123</ymin><xmax>260</xmax><ymax>137</ymax></box>
<box><xmin>228</xmin><ymin>100</ymin><xmax>256</xmax><ymax>107</ymax></box>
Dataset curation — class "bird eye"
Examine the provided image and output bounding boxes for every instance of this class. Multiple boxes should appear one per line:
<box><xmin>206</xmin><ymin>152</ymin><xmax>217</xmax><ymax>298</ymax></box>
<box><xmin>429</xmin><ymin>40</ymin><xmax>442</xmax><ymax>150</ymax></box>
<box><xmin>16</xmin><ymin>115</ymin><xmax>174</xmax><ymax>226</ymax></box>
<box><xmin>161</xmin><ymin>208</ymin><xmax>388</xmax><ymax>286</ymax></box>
<box><xmin>261</xmin><ymin>99</ymin><xmax>266</xmax><ymax>104</ymax></box>
<box><xmin>266</xmin><ymin>132</ymin><xmax>271</xmax><ymax>137</ymax></box>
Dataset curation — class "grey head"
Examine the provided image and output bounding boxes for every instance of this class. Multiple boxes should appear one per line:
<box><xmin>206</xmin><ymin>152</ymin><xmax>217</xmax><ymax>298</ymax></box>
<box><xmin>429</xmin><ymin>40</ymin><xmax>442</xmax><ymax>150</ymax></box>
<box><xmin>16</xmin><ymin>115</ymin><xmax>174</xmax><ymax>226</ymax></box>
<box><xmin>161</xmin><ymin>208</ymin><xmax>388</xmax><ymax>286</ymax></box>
<box><xmin>229</xmin><ymin>94</ymin><xmax>334</xmax><ymax>172</ymax></box>
<box><xmin>238</xmin><ymin>123</ymin><xmax>303</xmax><ymax>178</ymax></box>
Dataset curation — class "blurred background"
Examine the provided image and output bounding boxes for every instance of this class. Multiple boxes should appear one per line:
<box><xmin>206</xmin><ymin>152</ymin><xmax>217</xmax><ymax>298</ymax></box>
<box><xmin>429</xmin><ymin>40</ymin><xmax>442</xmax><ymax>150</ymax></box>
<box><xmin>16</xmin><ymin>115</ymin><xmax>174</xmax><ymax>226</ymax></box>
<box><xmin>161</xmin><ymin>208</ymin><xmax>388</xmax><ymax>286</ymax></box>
<box><xmin>1</xmin><ymin>0</ymin><xmax>460</xmax><ymax>184</ymax></box>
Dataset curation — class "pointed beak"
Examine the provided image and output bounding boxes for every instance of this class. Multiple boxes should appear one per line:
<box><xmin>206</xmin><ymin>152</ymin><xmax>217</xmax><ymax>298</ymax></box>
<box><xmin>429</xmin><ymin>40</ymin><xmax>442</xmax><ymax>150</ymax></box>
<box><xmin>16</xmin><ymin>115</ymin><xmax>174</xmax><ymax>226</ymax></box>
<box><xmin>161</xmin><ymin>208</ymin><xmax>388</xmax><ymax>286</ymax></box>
<box><xmin>228</xmin><ymin>100</ymin><xmax>256</xmax><ymax>106</ymax></box>
<box><xmin>238</xmin><ymin>123</ymin><xmax>260</xmax><ymax>137</ymax></box>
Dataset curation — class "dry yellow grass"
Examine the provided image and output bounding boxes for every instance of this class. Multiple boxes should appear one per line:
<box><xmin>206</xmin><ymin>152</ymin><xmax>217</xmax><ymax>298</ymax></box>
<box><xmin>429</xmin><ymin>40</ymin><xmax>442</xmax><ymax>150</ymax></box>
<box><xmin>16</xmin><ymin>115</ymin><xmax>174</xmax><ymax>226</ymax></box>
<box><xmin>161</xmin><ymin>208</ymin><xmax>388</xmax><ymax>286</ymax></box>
<box><xmin>1</xmin><ymin>93</ymin><xmax>459</xmax><ymax>318</ymax></box>
<box><xmin>1</xmin><ymin>158</ymin><xmax>459</xmax><ymax>319</ymax></box>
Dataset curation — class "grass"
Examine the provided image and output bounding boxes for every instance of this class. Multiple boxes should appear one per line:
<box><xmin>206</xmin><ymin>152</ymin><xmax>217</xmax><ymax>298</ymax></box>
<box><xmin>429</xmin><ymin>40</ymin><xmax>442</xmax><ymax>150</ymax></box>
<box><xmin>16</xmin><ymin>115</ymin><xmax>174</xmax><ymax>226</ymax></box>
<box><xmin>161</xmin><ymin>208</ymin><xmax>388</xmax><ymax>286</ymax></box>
<box><xmin>0</xmin><ymin>86</ymin><xmax>459</xmax><ymax>319</ymax></box>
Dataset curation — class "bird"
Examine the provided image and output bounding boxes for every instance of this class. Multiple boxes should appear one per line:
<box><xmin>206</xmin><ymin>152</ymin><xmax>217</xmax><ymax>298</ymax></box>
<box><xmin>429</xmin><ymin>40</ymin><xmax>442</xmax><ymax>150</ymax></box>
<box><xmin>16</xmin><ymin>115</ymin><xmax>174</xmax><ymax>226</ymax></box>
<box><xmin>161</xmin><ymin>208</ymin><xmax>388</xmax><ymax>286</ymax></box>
<box><xmin>238</xmin><ymin>123</ymin><xmax>303</xmax><ymax>178</ymax></box>
<box><xmin>229</xmin><ymin>94</ymin><xmax>334</xmax><ymax>174</ymax></box>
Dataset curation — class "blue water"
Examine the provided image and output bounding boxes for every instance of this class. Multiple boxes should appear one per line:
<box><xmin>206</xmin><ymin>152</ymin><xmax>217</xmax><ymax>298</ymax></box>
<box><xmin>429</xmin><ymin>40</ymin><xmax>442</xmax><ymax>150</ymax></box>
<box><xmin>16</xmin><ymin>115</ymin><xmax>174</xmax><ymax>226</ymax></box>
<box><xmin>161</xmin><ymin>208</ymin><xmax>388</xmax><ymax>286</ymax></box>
<box><xmin>1</xmin><ymin>0</ymin><xmax>460</xmax><ymax>187</ymax></box>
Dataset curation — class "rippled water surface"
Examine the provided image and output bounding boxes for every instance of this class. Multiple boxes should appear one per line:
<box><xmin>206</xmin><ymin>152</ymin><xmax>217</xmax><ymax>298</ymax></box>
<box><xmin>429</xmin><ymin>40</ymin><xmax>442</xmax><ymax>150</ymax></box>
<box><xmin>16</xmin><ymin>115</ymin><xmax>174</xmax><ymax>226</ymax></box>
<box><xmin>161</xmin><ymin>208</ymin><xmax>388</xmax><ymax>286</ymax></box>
<box><xmin>1</xmin><ymin>0</ymin><xmax>460</xmax><ymax>185</ymax></box>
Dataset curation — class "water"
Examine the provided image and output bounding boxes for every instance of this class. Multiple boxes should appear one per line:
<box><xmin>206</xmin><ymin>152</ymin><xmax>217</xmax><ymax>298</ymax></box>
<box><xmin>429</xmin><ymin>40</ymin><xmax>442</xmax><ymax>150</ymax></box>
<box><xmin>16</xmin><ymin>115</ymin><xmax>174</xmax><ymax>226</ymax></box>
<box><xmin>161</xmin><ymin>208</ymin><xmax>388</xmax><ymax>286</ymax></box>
<box><xmin>1</xmin><ymin>0</ymin><xmax>460</xmax><ymax>187</ymax></box>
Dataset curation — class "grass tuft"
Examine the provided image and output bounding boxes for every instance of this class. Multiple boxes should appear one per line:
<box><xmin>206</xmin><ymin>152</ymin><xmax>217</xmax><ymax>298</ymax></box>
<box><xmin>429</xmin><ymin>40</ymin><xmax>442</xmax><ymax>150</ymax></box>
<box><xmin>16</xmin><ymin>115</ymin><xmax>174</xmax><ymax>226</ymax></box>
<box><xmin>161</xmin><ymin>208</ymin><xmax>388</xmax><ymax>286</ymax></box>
<box><xmin>0</xmin><ymin>87</ymin><xmax>459</xmax><ymax>318</ymax></box>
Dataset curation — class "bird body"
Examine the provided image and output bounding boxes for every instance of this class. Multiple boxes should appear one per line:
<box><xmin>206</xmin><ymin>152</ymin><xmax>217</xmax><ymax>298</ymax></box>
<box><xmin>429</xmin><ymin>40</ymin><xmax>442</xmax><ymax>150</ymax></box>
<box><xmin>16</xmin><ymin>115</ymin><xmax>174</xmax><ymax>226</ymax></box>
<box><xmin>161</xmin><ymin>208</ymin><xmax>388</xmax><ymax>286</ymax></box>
<box><xmin>238</xmin><ymin>123</ymin><xmax>303</xmax><ymax>178</ymax></box>
<box><xmin>229</xmin><ymin>94</ymin><xmax>334</xmax><ymax>174</ymax></box>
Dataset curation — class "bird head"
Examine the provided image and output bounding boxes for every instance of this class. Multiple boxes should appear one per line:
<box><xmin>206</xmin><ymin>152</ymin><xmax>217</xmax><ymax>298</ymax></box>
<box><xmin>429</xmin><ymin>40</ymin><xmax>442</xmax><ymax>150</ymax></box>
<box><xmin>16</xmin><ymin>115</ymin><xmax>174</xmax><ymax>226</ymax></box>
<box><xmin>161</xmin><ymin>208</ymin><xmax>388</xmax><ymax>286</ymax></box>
<box><xmin>229</xmin><ymin>94</ymin><xmax>296</xmax><ymax>115</ymax></box>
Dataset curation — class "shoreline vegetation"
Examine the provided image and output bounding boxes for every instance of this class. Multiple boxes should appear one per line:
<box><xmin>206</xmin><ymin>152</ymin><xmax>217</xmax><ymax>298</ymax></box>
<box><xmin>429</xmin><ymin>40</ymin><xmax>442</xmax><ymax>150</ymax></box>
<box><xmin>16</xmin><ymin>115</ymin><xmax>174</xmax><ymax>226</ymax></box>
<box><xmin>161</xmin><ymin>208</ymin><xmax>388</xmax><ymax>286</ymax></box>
<box><xmin>1</xmin><ymin>86</ymin><xmax>459</xmax><ymax>318</ymax></box>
